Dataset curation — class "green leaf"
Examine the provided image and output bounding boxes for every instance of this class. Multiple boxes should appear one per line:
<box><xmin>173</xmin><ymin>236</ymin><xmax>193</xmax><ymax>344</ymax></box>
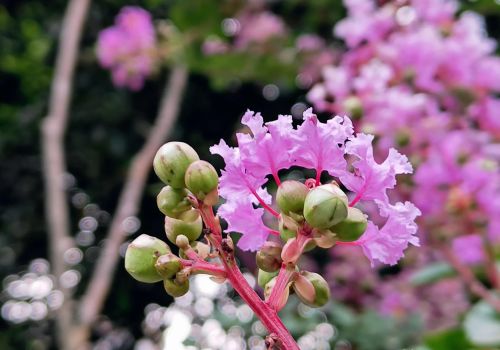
<box><xmin>424</xmin><ymin>328</ymin><xmax>472</xmax><ymax>350</ymax></box>
<box><xmin>464</xmin><ymin>300</ymin><xmax>500</xmax><ymax>347</ymax></box>
<box><xmin>409</xmin><ymin>262</ymin><xmax>456</xmax><ymax>286</ymax></box>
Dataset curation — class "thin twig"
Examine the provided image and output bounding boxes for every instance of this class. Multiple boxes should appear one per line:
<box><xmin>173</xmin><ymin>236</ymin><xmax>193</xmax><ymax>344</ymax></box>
<box><xmin>79</xmin><ymin>65</ymin><xmax>189</xmax><ymax>325</ymax></box>
<box><xmin>440</xmin><ymin>246</ymin><xmax>500</xmax><ymax>312</ymax></box>
<box><xmin>40</xmin><ymin>0</ymin><xmax>91</xmax><ymax>348</ymax></box>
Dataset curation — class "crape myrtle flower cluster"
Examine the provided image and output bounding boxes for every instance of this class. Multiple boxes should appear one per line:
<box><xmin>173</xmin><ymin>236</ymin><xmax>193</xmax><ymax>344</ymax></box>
<box><xmin>307</xmin><ymin>0</ymin><xmax>500</xmax><ymax>264</ymax></box>
<box><xmin>124</xmin><ymin>108</ymin><xmax>420</xmax><ymax>322</ymax></box>
<box><xmin>211</xmin><ymin>109</ymin><xmax>419</xmax><ymax>265</ymax></box>
<box><xmin>96</xmin><ymin>6</ymin><xmax>158</xmax><ymax>90</ymax></box>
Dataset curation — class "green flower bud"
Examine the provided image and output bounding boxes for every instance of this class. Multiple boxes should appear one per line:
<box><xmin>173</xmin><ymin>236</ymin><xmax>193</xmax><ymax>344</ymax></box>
<box><xmin>157</xmin><ymin>186</ymin><xmax>192</xmax><ymax>217</ymax></box>
<box><xmin>164</xmin><ymin>209</ymin><xmax>203</xmax><ymax>244</ymax></box>
<box><xmin>125</xmin><ymin>234</ymin><xmax>170</xmax><ymax>283</ymax></box>
<box><xmin>330</xmin><ymin>207</ymin><xmax>368</xmax><ymax>242</ymax></box>
<box><xmin>256</xmin><ymin>241</ymin><xmax>282</xmax><ymax>273</ymax></box>
<box><xmin>279</xmin><ymin>214</ymin><xmax>299</xmax><ymax>241</ymax></box>
<box><xmin>276</xmin><ymin>180</ymin><xmax>309</xmax><ymax>215</ymax></box>
<box><xmin>303</xmin><ymin>186</ymin><xmax>348</xmax><ymax>229</ymax></box>
<box><xmin>293</xmin><ymin>271</ymin><xmax>330</xmax><ymax>308</ymax></box>
<box><xmin>184</xmin><ymin>160</ymin><xmax>219</xmax><ymax>205</ymax></box>
<box><xmin>163</xmin><ymin>278</ymin><xmax>189</xmax><ymax>297</ymax></box>
<box><xmin>257</xmin><ymin>269</ymin><xmax>278</xmax><ymax>289</ymax></box>
<box><xmin>153</xmin><ymin>142</ymin><xmax>199</xmax><ymax>188</ymax></box>
<box><xmin>155</xmin><ymin>253</ymin><xmax>182</xmax><ymax>280</ymax></box>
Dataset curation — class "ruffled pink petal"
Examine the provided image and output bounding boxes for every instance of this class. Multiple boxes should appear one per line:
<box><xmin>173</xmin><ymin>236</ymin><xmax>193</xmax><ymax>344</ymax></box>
<box><xmin>357</xmin><ymin>201</ymin><xmax>421</xmax><ymax>266</ymax></box>
<box><xmin>210</xmin><ymin>139</ymin><xmax>272</xmax><ymax>206</ymax></box>
<box><xmin>217</xmin><ymin>198</ymin><xmax>270</xmax><ymax>251</ymax></box>
<box><xmin>340</xmin><ymin>133</ymin><xmax>412</xmax><ymax>205</ymax></box>
<box><xmin>237</xmin><ymin>111</ymin><xmax>296</xmax><ymax>182</ymax></box>
<box><xmin>293</xmin><ymin>108</ymin><xmax>353</xmax><ymax>179</ymax></box>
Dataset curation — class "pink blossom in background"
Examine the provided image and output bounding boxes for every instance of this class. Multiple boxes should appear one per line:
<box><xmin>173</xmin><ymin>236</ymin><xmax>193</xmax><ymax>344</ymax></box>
<box><xmin>451</xmin><ymin>235</ymin><xmax>485</xmax><ymax>265</ymax></box>
<box><xmin>201</xmin><ymin>37</ymin><xmax>229</xmax><ymax>55</ymax></box>
<box><xmin>307</xmin><ymin>0</ymin><xmax>500</xmax><ymax>266</ymax></box>
<box><xmin>211</xmin><ymin>109</ymin><xmax>419</xmax><ymax>265</ymax></box>
<box><xmin>234</xmin><ymin>11</ymin><xmax>286</xmax><ymax>49</ymax></box>
<box><xmin>97</xmin><ymin>7</ymin><xmax>157</xmax><ymax>91</ymax></box>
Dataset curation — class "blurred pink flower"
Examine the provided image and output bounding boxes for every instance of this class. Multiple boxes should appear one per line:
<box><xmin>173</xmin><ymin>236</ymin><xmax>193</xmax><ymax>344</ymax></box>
<box><xmin>96</xmin><ymin>6</ymin><xmax>157</xmax><ymax>91</ymax></box>
<box><xmin>234</xmin><ymin>12</ymin><xmax>286</xmax><ymax>49</ymax></box>
<box><xmin>451</xmin><ymin>235</ymin><xmax>485</xmax><ymax>265</ymax></box>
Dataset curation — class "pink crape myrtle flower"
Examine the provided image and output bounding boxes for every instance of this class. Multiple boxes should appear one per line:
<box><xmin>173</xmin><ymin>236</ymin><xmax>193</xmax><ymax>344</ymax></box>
<box><xmin>96</xmin><ymin>7</ymin><xmax>157</xmax><ymax>91</ymax></box>
<box><xmin>451</xmin><ymin>235</ymin><xmax>485</xmax><ymax>265</ymax></box>
<box><xmin>234</xmin><ymin>11</ymin><xmax>287</xmax><ymax>50</ymax></box>
<box><xmin>211</xmin><ymin>108</ymin><xmax>420</xmax><ymax>265</ymax></box>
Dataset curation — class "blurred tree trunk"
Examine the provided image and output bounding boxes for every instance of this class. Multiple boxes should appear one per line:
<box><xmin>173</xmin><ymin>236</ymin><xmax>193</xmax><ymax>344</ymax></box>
<box><xmin>41</xmin><ymin>1</ymin><xmax>189</xmax><ymax>348</ymax></box>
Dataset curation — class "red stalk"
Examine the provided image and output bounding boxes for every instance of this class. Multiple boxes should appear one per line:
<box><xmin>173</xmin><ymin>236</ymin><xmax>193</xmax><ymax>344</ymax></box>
<box><xmin>267</xmin><ymin>263</ymin><xmax>296</xmax><ymax>311</ymax></box>
<box><xmin>199</xmin><ymin>204</ymin><xmax>299</xmax><ymax>349</ymax></box>
<box><xmin>250</xmin><ymin>188</ymin><xmax>280</xmax><ymax>218</ymax></box>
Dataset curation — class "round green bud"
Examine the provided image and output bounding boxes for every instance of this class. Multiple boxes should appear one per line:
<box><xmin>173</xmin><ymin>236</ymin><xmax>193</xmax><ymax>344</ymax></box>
<box><xmin>153</xmin><ymin>142</ymin><xmax>200</xmax><ymax>188</ymax></box>
<box><xmin>293</xmin><ymin>271</ymin><xmax>330</xmax><ymax>308</ymax></box>
<box><xmin>303</xmin><ymin>186</ymin><xmax>348</xmax><ymax>229</ymax></box>
<box><xmin>279</xmin><ymin>214</ymin><xmax>299</xmax><ymax>241</ymax></box>
<box><xmin>257</xmin><ymin>269</ymin><xmax>278</xmax><ymax>289</ymax></box>
<box><xmin>319</xmin><ymin>183</ymin><xmax>349</xmax><ymax>203</ymax></box>
<box><xmin>163</xmin><ymin>278</ymin><xmax>190</xmax><ymax>297</ymax></box>
<box><xmin>125</xmin><ymin>234</ymin><xmax>170</xmax><ymax>283</ymax></box>
<box><xmin>256</xmin><ymin>241</ymin><xmax>282</xmax><ymax>273</ymax></box>
<box><xmin>330</xmin><ymin>207</ymin><xmax>368</xmax><ymax>242</ymax></box>
<box><xmin>157</xmin><ymin>186</ymin><xmax>192</xmax><ymax>217</ymax></box>
<box><xmin>276</xmin><ymin>180</ymin><xmax>309</xmax><ymax>215</ymax></box>
<box><xmin>184</xmin><ymin>160</ymin><xmax>219</xmax><ymax>204</ymax></box>
<box><xmin>164</xmin><ymin>209</ymin><xmax>203</xmax><ymax>244</ymax></box>
<box><xmin>155</xmin><ymin>253</ymin><xmax>182</xmax><ymax>280</ymax></box>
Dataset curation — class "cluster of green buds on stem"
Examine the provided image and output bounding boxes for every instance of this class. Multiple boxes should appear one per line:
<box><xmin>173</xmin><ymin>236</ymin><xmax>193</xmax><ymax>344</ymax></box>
<box><xmin>123</xmin><ymin>140</ymin><xmax>371</xmax><ymax>350</ymax></box>
<box><xmin>125</xmin><ymin>142</ymin><xmax>225</xmax><ymax>298</ymax></box>
<box><xmin>256</xmin><ymin>179</ymin><xmax>368</xmax><ymax>309</ymax></box>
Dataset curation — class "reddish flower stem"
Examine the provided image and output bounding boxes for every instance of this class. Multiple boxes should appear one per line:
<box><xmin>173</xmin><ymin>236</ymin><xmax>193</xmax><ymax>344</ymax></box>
<box><xmin>315</xmin><ymin>169</ymin><xmax>322</xmax><ymax>186</ymax></box>
<box><xmin>349</xmin><ymin>192</ymin><xmax>362</xmax><ymax>207</ymax></box>
<box><xmin>250</xmin><ymin>188</ymin><xmax>280</xmax><ymax>218</ymax></box>
<box><xmin>272</xmin><ymin>172</ymin><xmax>282</xmax><ymax>187</ymax></box>
<box><xmin>218</xmin><ymin>244</ymin><xmax>299</xmax><ymax>350</ymax></box>
<box><xmin>199</xmin><ymin>204</ymin><xmax>299</xmax><ymax>350</ymax></box>
<box><xmin>181</xmin><ymin>259</ymin><xmax>227</xmax><ymax>277</ymax></box>
<box><xmin>267</xmin><ymin>263</ymin><xmax>296</xmax><ymax>311</ymax></box>
<box><xmin>266</xmin><ymin>227</ymin><xmax>280</xmax><ymax>236</ymax></box>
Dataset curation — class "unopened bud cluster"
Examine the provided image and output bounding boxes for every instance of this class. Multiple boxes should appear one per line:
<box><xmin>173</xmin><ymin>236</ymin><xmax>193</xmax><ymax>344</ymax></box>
<box><xmin>125</xmin><ymin>142</ymin><xmax>219</xmax><ymax>297</ymax></box>
<box><xmin>256</xmin><ymin>179</ymin><xmax>367</xmax><ymax>308</ymax></box>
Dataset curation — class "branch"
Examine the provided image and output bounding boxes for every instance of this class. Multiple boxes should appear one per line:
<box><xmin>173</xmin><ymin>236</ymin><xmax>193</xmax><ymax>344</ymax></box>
<box><xmin>40</xmin><ymin>0</ymin><xmax>91</xmax><ymax>348</ymax></box>
<box><xmin>79</xmin><ymin>65</ymin><xmax>189</xmax><ymax>325</ymax></box>
<box><xmin>440</xmin><ymin>246</ymin><xmax>500</xmax><ymax>312</ymax></box>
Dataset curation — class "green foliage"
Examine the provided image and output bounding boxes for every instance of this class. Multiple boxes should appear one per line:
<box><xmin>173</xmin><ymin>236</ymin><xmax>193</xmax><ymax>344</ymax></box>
<box><xmin>425</xmin><ymin>328</ymin><xmax>472</xmax><ymax>350</ymax></box>
<box><xmin>410</xmin><ymin>262</ymin><xmax>456</xmax><ymax>286</ymax></box>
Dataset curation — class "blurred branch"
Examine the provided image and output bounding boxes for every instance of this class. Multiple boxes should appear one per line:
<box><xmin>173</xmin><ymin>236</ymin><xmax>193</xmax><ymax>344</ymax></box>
<box><xmin>80</xmin><ymin>65</ymin><xmax>189</xmax><ymax>325</ymax></box>
<box><xmin>440</xmin><ymin>246</ymin><xmax>500</xmax><ymax>313</ymax></box>
<box><xmin>40</xmin><ymin>0</ymin><xmax>91</xmax><ymax>348</ymax></box>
